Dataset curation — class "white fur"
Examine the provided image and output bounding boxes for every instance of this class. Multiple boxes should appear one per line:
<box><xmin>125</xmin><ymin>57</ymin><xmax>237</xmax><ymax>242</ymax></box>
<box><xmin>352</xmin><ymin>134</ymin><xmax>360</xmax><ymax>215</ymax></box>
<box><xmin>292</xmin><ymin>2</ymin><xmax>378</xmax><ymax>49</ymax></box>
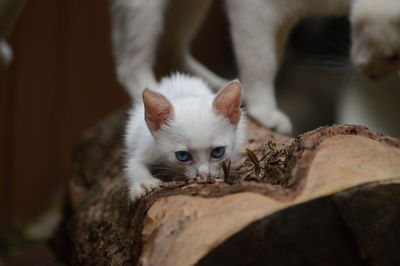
<box><xmin>225</xmin><ymin>0</ymin><xmax>350</xmax><ymax>134</ymax></box>
<box><xmin>124</xmin><ymin>73</ymin><xmax>246</xmax><ymax>200</ymax></box>
<box><xmin>338</xmin><ymin>0</ymin><xmax>400</xmax><ymax>136</ymax></box>
<box><xmin>111</xmin><ymin>0</ymin><xmax>400</xmax><ymax>134</ymax></box>
<box><xmin>351</xmin><ymin>0</ymin><xmax>400</xmax><ymax>79</ymax></box>
<box><xmin>111</xmin><ymin>0</ymin><xmax>167</xmax><ymax>97</ymax></box>
<box><xmin>111</xmin><ymin>0</ymin><xmax>228</xmax><ymax>99</ymax></box>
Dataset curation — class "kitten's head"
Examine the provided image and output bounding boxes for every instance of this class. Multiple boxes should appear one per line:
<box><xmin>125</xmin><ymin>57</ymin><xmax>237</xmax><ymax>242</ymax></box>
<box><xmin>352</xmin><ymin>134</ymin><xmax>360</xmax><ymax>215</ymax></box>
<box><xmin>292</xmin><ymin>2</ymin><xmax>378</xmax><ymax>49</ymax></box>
<box><xmin>143</xmin><ymin>80</ymin><xmax>245</xmax><ymax>179</ymax></box>
<box><xmin>351</xmin><ymin>2</ymin><xmax>400</xmax><ymax>80</ymax></box>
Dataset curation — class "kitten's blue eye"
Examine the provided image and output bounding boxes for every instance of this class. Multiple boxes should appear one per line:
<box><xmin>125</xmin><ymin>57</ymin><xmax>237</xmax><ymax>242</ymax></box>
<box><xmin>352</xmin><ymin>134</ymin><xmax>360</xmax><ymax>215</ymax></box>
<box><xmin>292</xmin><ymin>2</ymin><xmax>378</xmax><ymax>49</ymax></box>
<box><xmin>175</xmin><ymin>151</ymin><xmax>191</xmax><ymax>162</ymax></box>
<box><xmin>211</xmin><ymin>147</ymin><xmax>225</xmax><ymax>159</ymax></box>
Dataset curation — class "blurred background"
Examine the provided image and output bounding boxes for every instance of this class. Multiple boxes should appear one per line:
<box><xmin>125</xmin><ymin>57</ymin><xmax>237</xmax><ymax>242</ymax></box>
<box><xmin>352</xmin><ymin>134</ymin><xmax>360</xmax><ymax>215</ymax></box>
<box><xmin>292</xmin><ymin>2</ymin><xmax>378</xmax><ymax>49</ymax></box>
<box><xmin>0</xmin><ymin>0</ymin><xmax>381</xmax><ymax>264</ymax></box>
<box><xmin>0</xmin><ymin>0</ymin><xmax>128</xmax><ymax>264</ymax></box>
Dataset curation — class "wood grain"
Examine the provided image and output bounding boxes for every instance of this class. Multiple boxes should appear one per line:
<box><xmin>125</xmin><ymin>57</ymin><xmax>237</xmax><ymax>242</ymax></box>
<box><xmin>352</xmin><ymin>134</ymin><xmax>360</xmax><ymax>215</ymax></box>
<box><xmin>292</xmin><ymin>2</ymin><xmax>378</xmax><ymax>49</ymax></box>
<box><xmin>51</xmin><ymin>111</ymin><xmax>400</xmax><ymax>265</ymax></box>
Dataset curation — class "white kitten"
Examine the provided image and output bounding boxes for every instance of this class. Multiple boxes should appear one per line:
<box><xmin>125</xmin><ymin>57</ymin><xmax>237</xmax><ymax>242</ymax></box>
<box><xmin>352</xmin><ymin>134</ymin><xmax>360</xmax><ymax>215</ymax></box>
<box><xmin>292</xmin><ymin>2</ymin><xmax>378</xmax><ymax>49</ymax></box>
<box><xmin>124</xmin><ymin>73</ymin><xmax>246</xmax><ymax>200</ymax></box>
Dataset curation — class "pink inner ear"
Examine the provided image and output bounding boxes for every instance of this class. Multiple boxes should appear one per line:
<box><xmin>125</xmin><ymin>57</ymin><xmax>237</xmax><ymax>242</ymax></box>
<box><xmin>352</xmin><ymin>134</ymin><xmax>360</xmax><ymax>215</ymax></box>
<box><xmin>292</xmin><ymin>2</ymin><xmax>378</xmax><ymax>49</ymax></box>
<box><xmin>143</xmin><ymin>88</ymin><xmax>174</xmax><ymax>132</ymax></box>
<box><xmin>212</xmin><ymin>81</ymin><xmax>241</xmax><ymax>124</ymax></box>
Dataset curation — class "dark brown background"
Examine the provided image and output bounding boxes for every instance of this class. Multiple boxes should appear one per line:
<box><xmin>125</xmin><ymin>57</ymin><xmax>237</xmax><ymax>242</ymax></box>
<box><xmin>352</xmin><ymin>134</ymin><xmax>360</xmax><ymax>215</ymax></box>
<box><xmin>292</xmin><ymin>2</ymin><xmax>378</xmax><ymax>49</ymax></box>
<box><xmin>0</xmin><ymin>0</ymin><xmax>128</xmax><ymax>229</ymax></box>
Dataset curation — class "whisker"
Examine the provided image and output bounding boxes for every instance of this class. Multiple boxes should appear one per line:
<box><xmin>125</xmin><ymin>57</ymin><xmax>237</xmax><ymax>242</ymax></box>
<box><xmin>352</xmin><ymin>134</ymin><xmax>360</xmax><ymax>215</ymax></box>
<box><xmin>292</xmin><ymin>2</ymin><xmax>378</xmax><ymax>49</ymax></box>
<box><xmin>151</xmin><ymin>166</ymin><xmax>188</xmax><ymax>182</ymax></box>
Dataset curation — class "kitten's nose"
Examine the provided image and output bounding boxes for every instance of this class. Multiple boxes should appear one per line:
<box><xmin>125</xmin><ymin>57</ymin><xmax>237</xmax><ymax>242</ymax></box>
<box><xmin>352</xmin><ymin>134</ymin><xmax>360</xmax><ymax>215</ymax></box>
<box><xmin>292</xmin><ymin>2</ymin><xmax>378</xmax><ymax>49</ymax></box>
<box><xmin>197</xmin><ymin>165</ymin><xmax>209</xmax><ymax>176</ymax></box>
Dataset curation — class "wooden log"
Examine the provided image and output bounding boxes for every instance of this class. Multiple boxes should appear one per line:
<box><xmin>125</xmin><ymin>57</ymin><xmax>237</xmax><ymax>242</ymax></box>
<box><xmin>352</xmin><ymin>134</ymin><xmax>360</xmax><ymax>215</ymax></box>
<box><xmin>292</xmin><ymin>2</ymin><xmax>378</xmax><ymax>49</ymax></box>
<box><xmin>51</xmin><ymin>110</ymin><xmax>400</xmax><ymax>266</ymax></box>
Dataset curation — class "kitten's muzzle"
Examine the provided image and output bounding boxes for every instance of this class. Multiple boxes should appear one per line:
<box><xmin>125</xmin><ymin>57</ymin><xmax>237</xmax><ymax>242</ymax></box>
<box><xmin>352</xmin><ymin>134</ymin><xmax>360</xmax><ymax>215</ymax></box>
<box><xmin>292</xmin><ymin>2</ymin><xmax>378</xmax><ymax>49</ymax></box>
<box><xmin>196</xmin><ymin>165</ymin><xmax>210</xmax><ymax>176</ymax></box>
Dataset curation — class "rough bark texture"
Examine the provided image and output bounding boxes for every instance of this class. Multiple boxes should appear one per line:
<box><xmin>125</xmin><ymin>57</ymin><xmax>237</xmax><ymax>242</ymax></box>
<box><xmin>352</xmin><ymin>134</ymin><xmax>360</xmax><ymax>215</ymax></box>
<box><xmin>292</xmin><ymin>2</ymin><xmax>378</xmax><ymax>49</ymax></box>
<box><xmin>52</xmin><ymin>110</ymin><xmax>400</xmax><ymax>266</ymax></box>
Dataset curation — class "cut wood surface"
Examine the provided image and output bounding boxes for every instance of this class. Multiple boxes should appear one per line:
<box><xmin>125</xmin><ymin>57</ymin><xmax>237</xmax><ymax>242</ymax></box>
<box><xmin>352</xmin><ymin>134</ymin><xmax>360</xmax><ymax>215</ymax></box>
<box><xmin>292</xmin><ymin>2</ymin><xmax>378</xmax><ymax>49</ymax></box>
<box><xmin>52</xmin><ymin>110</ymin><xmax>400</xmax><ymax>266</ymax></box>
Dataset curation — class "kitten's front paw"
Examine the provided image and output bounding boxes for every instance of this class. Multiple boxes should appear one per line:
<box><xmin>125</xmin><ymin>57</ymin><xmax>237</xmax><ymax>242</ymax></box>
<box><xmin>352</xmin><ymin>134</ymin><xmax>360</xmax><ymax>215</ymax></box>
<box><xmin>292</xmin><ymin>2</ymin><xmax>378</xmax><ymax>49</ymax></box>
<box><xmin>129</xmin><ymin>177</ymin><xmax>162</xmax><ymax>201</ymax></box>
<box><xmin>247</xmin><ymin>105</ymin><xmax>292</xmax><ymax>134</ymax></box>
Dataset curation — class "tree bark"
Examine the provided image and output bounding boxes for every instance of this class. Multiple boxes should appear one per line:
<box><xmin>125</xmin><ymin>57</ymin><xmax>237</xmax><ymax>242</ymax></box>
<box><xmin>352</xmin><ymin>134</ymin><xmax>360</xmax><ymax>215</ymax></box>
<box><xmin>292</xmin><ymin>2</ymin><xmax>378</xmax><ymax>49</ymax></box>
<box><xmin>51</xmin><ymin>110</ymin><xmax>400</xmax><ymax>266</ymax></box>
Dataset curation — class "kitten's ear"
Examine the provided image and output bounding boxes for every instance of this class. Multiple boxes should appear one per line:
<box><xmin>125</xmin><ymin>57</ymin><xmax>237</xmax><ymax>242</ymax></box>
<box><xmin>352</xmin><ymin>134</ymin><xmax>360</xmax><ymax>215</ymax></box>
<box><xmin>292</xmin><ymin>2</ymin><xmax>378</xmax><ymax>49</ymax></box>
<box><xmin>143</xmin><ymin>88</ymin><xmax>174</xmax><ymax>132</ymax></box>
<box><xmin>212</xmin><ymin>80</ymin><xmax>241</xmax><ymax>125</ymax></box>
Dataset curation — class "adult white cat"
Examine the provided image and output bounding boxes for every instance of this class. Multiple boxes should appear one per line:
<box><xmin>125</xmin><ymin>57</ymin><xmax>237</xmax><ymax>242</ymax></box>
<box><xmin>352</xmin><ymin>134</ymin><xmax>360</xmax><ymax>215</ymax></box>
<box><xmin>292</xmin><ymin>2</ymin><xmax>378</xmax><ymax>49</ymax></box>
<box><xmin>111</xmin><ymin>0</ymin><xmax>400</xmax><ymax>134</ymax></box>
<box><xmin>124</xmin><ymin>73</ymin><xmax>245</xmax><ymax>200</ymax></box>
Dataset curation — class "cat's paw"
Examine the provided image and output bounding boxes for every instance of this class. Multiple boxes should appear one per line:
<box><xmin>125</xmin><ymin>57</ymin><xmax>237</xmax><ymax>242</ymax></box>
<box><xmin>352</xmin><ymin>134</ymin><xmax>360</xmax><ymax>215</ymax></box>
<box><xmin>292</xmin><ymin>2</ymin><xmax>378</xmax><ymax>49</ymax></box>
<box><xmin>247</xmin><ymin>105</ymin><xmax>292</xmax><ymax>134</ymax></box>
<box><xmin>129</xmin><ymin>177</ymin><xmax>162</xmax><ymax>201</ymax></box>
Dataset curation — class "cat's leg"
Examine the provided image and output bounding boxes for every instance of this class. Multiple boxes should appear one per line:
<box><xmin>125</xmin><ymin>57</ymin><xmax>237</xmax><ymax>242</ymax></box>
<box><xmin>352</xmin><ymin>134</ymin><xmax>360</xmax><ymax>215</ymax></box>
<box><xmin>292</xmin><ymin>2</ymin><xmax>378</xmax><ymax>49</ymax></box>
<box><xmin>159</xmin><ymin>0</ymin><xmax>229</xmax><ymax>89</ymax></box>
<box><xmin>125</xmin><ymin>156</ymin><xmax>162</xmax><ymax>200</ymax></box>
<box><xmin>226</xmin><ymin>0</ymin><xmax>297</xmax><ymax>134</ymax></box>
<box><xmin>111</xmin><ymin>0</ymin><xmax>168</xmax><ymax>98</ymax></box>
